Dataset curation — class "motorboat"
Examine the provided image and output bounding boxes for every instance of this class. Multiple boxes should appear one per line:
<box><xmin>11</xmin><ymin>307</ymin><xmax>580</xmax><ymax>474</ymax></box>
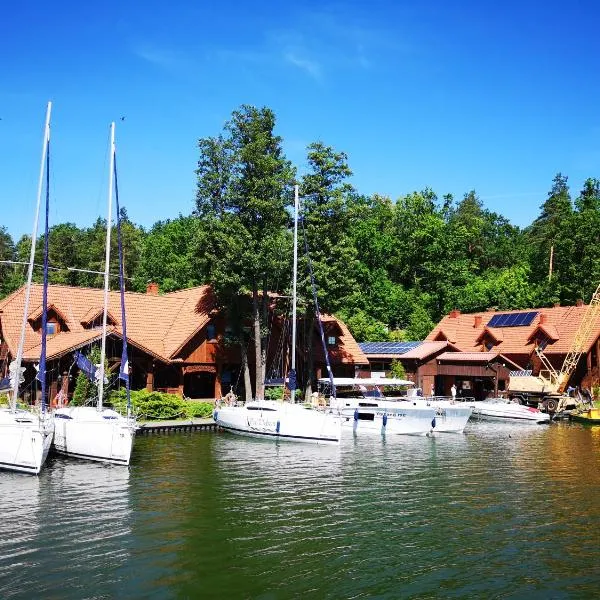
<box><xmin>468</xmin><ymin>397</ymin><xmax>550</xmax><ymax>423</ymax></box>
<box><xmin>214</xmin><ymin>400</ymin><xmax>342</xmax><ymax>444</ymax></box>
<box><xmin>569</xmin><ymin>406</ymin><xmax>600</xmax><ymax>425</ymax></box>
<box><xmin>323</xmin><ymin>378</ymin><xmax>437</xmax><ymax>436</ymax></box>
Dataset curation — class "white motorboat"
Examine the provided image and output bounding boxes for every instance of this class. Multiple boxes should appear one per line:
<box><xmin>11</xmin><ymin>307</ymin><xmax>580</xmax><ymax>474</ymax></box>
<box><xmin>324</xmin><ymin>378</ymin><xmax>437</xmax><ymax>436</ymax></box>
<box><xmin>0</xmin><ymin>102</ymin><xmax>54</xmax><ymax>475</ymax></box>
<box><xmin>468</xmin><ymin>397</ymin><xmax>550</xmax><ymax>424</ymax></box>
<box><xmin>53</xmin><ymin>407</ymin><xmax>135</xmax><ymax>464</ymax></box>
<box><xmin>214</xmin><ymin>400</ymin><xmax>342</xmax><ymax>444</ymax></box>
<box><xmin>213</xmin><ymin>186</ymin><xmax>343</xmax><ymax>446</ymax></box>
<box><xmin>52</xmin><ymin>122</ymin><xmax>136</xmax><ymax>465</ymax></box>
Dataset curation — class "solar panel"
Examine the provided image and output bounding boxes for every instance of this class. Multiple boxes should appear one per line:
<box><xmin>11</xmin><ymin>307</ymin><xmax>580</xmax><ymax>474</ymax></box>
<box><xmin>358</xmin><ymin>341</ymin><xmax>422</xmax><ymax>354</ymax></box>
<box><xmin>488</xmin><ymin>311</ymin><xmax>537</xmax><ymax>328</ymax></box>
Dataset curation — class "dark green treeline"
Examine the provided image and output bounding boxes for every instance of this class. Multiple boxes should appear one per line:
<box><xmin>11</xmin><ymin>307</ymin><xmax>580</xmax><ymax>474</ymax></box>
<box><xmin>2</xmin><ymin>106</ymin><xmax>600</xmax><ymax>344</ymax></box>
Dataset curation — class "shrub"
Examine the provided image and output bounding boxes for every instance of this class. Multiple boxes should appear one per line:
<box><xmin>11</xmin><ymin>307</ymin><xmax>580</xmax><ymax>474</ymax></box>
<box><xmin>109</xmin><ymin>389</ymin><xmax>215</xmax><ymax>420</ymax></box>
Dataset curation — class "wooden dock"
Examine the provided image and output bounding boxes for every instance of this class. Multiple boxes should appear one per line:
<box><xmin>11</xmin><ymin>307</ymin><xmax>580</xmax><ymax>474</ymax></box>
<box><xmin>136</xmin><ymin>418</ymin><xmax>218</xmax><ymax>435</ymax></box>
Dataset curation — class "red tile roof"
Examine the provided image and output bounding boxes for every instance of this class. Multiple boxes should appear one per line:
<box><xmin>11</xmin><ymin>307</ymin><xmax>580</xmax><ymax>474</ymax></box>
<box><xmin>0</xmin><ymin>284</ymin><xmax>213</xmax><ymax>363</ymax></box>
<box><xmin>0</xmin><ymin>284</ymin><xmax>367</xmax><ymax>366</ymax></box>
<box><xmin>427</xmin><ymin>306</ymin><xmax>598</xmax><ymax>356</ymax></box>
<box><xmin>400</xmin><ymin>341</ymin><xmax>455</xmax><ymax>360</ymax></box>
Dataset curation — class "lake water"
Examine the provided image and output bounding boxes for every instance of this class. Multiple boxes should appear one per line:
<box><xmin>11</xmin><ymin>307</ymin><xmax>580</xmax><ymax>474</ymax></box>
<box><xmin>1</xmin><ymin>421</ymin><xmax>600</xmax><ymax>599</ymax></box>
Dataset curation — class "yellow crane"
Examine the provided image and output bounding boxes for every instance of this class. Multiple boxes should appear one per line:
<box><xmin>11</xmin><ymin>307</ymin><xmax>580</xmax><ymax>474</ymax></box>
<box><xmin>534</xmin><ymin>281</ymin><xmax>600</xmax><ymax>412</ymax></box>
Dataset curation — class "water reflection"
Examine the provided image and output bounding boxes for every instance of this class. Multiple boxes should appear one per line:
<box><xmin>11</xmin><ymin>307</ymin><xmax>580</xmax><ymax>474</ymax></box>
<box><xmin>1</xmin><ymin>424</ymin><xmax>600</xmax><ymax>599</ymax></box>
<box><xmin>0</xmin><ymin>457</ymin><xmax>131</xmax><ymax>600</ymax></box>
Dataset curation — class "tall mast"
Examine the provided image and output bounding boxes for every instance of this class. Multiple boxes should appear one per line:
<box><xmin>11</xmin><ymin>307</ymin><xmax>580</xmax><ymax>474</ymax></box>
<box><xmin>98</xmin><ymin>122</ymin><xmax>115</xmax><ymax>409</ymax></box>
<box><xmin>10</xmin><ymin>101</ymin><xmax>52</xmax><ymax>412</ymax></box>
<box><xmin>291</xmin><ymin>185</ymin><xmax>299</xmax><ymax>374</ymax></box>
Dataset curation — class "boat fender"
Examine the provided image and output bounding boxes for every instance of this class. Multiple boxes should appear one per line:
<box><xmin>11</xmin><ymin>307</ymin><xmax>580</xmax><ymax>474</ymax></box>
<box><xmin>213</xmin><ymin>411</ymin><xmax>218</xmax><ymax>422</ymax></box>
<box><xmin>353</xmin><ymin>409</ymin><xmax>359</xmax><ymax>422</ymax></box>
<box><xmin>276</xmin><ymin>420</ymin><xmax>280</xmax><ymax>433</ymax></box>
<box><xmin>382</xmin><ymin>413</ymin><xmax>388</xmax><ymax>427</ymax></box>
<box><xmin>431</xmin><ymin>417</ymin><xmax>436</xmax><ymax>429</ymax></box>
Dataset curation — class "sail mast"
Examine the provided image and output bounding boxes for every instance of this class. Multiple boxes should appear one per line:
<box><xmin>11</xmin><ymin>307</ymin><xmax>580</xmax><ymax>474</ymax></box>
<box><xmin>10</xmin><ymin>101</ymin><xmax>51</xmax><ymax>412</ymax></box>
<box><xmin>98</xmin><ymin>122</ymin><xmax>115</xmax><ymax>409</ymax></box>
<box><xmin>38</xmin><ymin>117</ymin><xmax>51</xmax><ymax>415</ymax></box>
<box><xmin>291</xmin><ymin>185</ymin><xmax>299</xmax><ymax>375</ymax></box>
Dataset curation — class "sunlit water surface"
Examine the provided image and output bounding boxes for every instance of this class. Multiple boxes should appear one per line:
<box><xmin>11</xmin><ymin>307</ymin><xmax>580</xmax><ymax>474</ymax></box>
<box><xmin>1</xmin><ymin>422</ymin><xmax>600</xmax><ymax>599</ymax></box>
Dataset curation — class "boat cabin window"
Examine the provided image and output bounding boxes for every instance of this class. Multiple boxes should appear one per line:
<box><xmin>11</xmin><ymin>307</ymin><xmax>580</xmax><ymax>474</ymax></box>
<box><xmin>356</xmin><ymin>412</ymin><xmax>375</xmax><ymax>421</ymax></box>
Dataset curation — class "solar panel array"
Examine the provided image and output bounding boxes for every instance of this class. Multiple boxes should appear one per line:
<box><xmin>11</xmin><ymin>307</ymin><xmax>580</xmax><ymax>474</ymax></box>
<box><xmin>358</xmin><ymin>341</ymin><xmax>422</xmax><ymax>355</ymax></box>
<box><xmin>487</xmin><ymin>311</ymin><xmax>538</xmax><ymax>328</ymax></box>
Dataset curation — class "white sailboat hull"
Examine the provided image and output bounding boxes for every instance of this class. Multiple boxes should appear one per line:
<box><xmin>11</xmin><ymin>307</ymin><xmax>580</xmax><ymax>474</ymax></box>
<box><xmin>53</xmin><ymin>407</ymin><xmax>136</xmax><ymax>465</ymax></box>
<box><xmin>0</xmin><ymin>409</ymin><xmax>54</xmax><ymax>474</ymax></box>
<box><xmin>468</xmin><ymin>399</ymin><xmax>550</xmax><ymax>424</ymax></box>
<box><xmin>214</xmin><ymin>401</ymin><xmax>342</xmax><ymax>445</ymax></box>
<box><xmin>336</xmin><ymin>399</ymin><xmax>437</xmax><ymax>436</ymax></box>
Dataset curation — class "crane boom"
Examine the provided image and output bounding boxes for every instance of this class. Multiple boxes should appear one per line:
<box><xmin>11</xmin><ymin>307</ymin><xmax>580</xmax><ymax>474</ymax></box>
<box><xmin>556</xmin><ymin>282</ymin><xmax>600</xmax><ymax>393</ymax></box>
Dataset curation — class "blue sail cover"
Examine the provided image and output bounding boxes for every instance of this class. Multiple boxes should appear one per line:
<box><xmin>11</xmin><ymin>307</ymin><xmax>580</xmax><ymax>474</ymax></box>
<box><xmin>74</xmin><ymin>351</ymin><xmax>97</xmax><ymax>381</ymax></box>
<box><xmin>113</xmin><ymin>155</ymin><xmax>131</xmax><ymax>410</ymax></box>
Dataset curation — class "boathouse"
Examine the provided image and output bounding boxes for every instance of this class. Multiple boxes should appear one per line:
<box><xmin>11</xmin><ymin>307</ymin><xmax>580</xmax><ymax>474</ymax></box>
<box><xmin>422</xmin><ymin>305</ymin><xmax>600</xmax><ymax>400</ymax></box>
<box><xmin>0</xmin><ymin>283</ymin><xmax>368</xmax><ymax>401</ymax></box>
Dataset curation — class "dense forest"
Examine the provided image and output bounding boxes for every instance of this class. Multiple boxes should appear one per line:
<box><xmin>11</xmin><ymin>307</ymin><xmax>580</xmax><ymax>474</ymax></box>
<box><xmin>2</xmin><ymin>105</ymin><xmax>600</xmax><ymax>349</ymax></box>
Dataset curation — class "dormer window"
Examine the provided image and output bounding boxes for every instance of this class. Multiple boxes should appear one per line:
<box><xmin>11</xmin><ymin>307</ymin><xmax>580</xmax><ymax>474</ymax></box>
<box><xmin>535</xmin><ymin>335</ymin><xmax>548</xmax><ymax>351</ymax></box>
<box><xmin>484</xmin><ymin>340</ymin><xmax>495</xmax><ymax>351</ymax></box>
<box><xmin>327</xmin><ymin>336</ymin><xmax>336</xmax><ymax>346</ymax></box>
<box><xmin>80</xmin><ymin>308</ymin><xmax>117</xmax><ymax>329</ymax></box>
<box><xmin>28</xmin><ymin>304</ymin><xmax>69</xmax><ymax>334</ymax></box>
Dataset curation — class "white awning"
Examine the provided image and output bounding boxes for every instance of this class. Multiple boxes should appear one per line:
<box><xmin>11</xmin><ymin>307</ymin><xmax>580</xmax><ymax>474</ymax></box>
<box><xmin>317</xmin><ymin>377</ymin><xmax>414</xmax><ymax>387</ymax></box>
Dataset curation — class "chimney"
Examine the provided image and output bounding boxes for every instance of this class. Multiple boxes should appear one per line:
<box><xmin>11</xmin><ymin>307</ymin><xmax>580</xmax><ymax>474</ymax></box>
<box><xmin>449</xmin><ymin>309</ymin><xmax>461</xmax><ymax>319</ymax></box>
<box><xmin>146</xmin><ymin>282</ymin><xmax>159</xmax><ymax>295</ymax></box>
<box><xmin>539</xmin><ymin>313</ymin><xmax>547</xmax><ymax>325</ymax></box>
<box><xmin>473</xmin><ymin>315</ymin><xmax>482</xmax><ymax>328</ymax></box>
<box><xmin>576</xmin><ymin>298</ymin><xmax>584</xmax><ymax>307</ymax></box>
<box><xmin>553</xmin><ymin>302</ymin><xmax>560</xmax><ymax>308</ymax></box>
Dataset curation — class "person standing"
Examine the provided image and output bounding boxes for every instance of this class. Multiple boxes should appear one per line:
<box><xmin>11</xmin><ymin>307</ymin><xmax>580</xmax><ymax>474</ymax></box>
<box><xmin>451</xmin><ymin>384</ymin><xmax>457</xmax><ymax>402</ymax></box>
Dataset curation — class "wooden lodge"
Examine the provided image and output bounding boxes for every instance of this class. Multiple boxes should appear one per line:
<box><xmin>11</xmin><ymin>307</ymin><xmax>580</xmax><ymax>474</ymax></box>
<box><xmin>0</xmin><ymin>283</ymin><xmax>368</xmax><ymax>402</ymax></box>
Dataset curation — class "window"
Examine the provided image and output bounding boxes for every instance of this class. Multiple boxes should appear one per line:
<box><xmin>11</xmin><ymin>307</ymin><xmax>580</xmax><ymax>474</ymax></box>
<box><xmin>207</xmin><ymin>324</ymin><xmax>217</xmax><ymax>341</ymax></box>
<box><xmin>484</xmin><ymin>340</ymin><xmax>495</xmax><ymax>351</ymax></box>
<box><xmin>46</xmin><ymin>322</ymin><xmax>57</xmax><ymax>336</ymax></box>
<box><xmin>536</xmin><ymin>336</ymin><xmax>548</xmax><ymax>351</ymax></box>
<box><xmin>327</xmin><ymin>336</ymin><xmax>336</xmax><ymax>346</ymax></box>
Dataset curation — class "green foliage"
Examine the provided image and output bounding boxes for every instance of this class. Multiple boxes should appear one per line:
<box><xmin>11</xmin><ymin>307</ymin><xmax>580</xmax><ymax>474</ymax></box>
<box><xmin>264</xmin><ymin>386</ymin><xmax>285</xmax><ymax>400</ymax></box>
<box><xmin>338</xmin><ymin>308</ymin><xmax>389</xmax><ymax>342</ymax></box>
<box><xmin>389</xmin><ymin>360</ymin><xmax>406</xmax><ymax>379</ymax></box>
<box><xmin>109</xmin><ymin>389</ymin><xmax>213</xmax><ymax>420</ymax></box>
<box><xmin>404</xmin><ymin>305</ymin><xmax>436</xmax><ymax>341</ymax></box>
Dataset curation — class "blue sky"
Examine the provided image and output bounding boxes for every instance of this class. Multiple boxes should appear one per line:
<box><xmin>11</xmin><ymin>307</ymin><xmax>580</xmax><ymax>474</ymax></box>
<box><xmin>2</xmin><ymin>0</ymin><xmax>599</xmax><ymax>241</ymax></box>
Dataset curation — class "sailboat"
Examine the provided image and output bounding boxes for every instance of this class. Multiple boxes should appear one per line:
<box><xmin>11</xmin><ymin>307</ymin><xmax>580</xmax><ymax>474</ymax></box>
<box><xmin>214</xmin><ymin>185</ymin><xmax>343</xmax><ymax>444</ymax></box>
<box><xmin>0</xmin><ymin>102</ymin><xmax>54</xmax><ymax>474</ymax></box>
<box><xmin>52</xmin><ymin>122</ymin><xmax>136</xmax><ymax>465</ymax></box>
